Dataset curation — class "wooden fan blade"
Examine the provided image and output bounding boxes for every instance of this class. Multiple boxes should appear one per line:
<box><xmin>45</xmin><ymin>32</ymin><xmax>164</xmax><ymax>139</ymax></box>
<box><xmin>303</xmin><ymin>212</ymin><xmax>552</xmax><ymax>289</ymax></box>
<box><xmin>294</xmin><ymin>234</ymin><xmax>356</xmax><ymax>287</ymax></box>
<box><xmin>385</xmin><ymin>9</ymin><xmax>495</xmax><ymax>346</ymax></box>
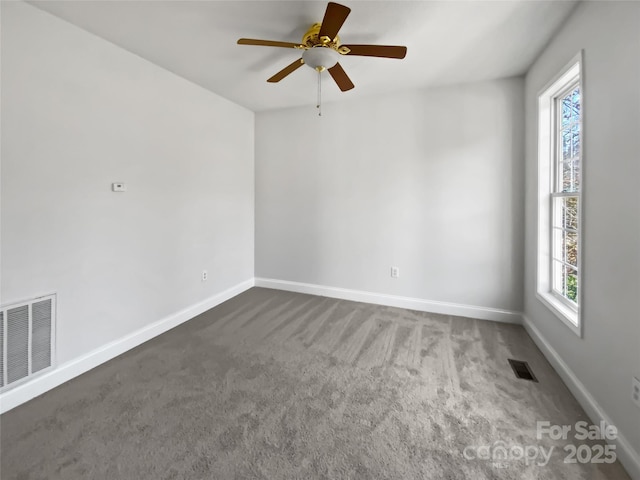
<box><xmin>343</xmin><ymin>44</ymin><xmax>407</xmax><ymax>59</ymax></box>
<box><xmin>318</xmin><ymin>2</ymin><xmax>351</xmax><ymax>41</ymax></box>
<box><xmin>328</xmin><ymin>62</ymin><xmax>354</xmax><ymax>92</ymax></box>
<box><xmin>267</xmin><ymin>58</ymin><xmax>305</xmax><ymax>83</ymax></box>
<box><xmin>238</xmin><ymin>38</ymin><xmax>301</xmax><ymax>49</ymax></box>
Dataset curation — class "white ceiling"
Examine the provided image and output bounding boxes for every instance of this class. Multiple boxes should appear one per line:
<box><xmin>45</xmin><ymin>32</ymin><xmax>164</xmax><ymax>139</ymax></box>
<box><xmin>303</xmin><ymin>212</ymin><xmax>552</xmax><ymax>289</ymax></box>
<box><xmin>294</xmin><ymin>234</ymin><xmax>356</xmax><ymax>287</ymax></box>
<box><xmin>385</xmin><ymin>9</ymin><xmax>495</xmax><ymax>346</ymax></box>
<box><xmin>29</xmin><ymin>0</ymin><xmax>578</xmax><ymax>112</ymax></box>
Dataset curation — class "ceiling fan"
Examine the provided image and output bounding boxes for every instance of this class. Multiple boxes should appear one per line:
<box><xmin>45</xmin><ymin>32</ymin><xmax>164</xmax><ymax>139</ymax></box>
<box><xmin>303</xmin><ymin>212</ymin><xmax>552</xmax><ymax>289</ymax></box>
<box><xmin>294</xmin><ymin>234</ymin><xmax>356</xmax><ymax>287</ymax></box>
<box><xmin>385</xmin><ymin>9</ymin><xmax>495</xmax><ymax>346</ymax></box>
<box><xmin>237</xmin><ymin>2</ymin><xmax>407</xmax><ymax>94</ymax></box>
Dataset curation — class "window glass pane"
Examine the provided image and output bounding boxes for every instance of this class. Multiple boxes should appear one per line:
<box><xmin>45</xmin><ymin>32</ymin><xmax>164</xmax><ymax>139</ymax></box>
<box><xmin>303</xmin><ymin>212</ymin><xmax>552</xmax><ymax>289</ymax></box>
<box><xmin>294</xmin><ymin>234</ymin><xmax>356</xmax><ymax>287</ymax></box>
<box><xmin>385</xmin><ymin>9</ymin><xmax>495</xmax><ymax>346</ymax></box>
<box><xmin>563</xmin><ymin>230</ymin><xmax>578</xmax><ymax>268</ymax></box>
<box><xmin>562</xmin><ymin>98</ymin><xmax>572</xmax><ymax>127</ymax></box>
<box><xmin>571</xmin><ymin>124</ymin><xmax>580</xmax><ymax>159</ymax></box>
<box><xmin>562</xmin><ymin>159</ymin><xmax>580</xmax><ymax>192</ymax></box>
<box><xmin>561</xmin><ymin>196</ymin><xmax>579</xmax><ymax>231</ymax></box>
<box><xmin>565</xmin><ymin>266</ymin><xmax>578</xmax><ymax>302</ymax></box>
<box><xmin>571</xmin><ymin>88</ymin><xmax>580</xmax><ymax>121</ymax></box>
<box><xmin>561</xmin><ymin>161</ymin><xmax>572</xmax><ymax>192</ymax></box>
<box><xmin>562</xmin><ymin>129</ymin><xmax>572</xmax><ymax>161</ymax></box>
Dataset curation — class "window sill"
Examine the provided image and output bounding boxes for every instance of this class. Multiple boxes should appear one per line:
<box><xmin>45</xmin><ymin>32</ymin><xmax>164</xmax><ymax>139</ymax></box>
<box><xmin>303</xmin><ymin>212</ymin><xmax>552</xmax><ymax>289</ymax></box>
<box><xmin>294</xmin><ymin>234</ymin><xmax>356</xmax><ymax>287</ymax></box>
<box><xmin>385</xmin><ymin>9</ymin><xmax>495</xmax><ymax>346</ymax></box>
<box><xmin>536</xmin><ymin>292</ymin><xmax>582</xmax><ymax>338</ymax></box>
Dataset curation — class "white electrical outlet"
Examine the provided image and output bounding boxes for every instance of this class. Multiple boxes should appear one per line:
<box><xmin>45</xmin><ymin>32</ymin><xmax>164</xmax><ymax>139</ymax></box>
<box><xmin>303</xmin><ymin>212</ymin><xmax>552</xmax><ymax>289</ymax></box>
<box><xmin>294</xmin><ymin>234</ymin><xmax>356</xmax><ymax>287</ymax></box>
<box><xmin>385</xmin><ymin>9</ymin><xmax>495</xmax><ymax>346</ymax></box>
<box><xmin>632</xmin><ymin>377</ymin><xmax>640</xmax><ymax>409</ymax></box>
<box><xmin>112</xmin><ymin>182</ymin><xmax>126</xmax><ymax>192</ymax></box>
<box><xmin>391</xmin><ymin>266</ymin><xmax>399</xmax><ymax>278</ymax></box>
<box><xmin>202</xmin><ymin>270</ymin><xmax>208</xmax><ymax>282</ymax></box>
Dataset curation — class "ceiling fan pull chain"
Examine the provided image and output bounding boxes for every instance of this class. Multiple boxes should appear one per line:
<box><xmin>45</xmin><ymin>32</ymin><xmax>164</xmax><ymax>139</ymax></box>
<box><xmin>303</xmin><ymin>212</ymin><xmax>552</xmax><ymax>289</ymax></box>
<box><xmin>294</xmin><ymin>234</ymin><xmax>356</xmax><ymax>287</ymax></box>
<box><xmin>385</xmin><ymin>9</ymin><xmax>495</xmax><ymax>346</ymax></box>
<box><xmin>317</xmin><ymin>70</ymin><xmax>322</xmax><ymax>116</ymax></box>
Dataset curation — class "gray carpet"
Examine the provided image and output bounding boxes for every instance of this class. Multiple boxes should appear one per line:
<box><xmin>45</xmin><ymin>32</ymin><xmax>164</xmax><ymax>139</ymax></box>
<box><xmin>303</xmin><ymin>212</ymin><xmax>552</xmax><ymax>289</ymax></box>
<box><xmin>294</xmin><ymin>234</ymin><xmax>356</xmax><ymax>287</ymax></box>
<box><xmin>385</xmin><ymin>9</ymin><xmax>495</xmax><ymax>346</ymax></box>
<box><xmin>0</xmin><ymin>288</ymin><xmax>630</xmax><ymax>479</ymax></box>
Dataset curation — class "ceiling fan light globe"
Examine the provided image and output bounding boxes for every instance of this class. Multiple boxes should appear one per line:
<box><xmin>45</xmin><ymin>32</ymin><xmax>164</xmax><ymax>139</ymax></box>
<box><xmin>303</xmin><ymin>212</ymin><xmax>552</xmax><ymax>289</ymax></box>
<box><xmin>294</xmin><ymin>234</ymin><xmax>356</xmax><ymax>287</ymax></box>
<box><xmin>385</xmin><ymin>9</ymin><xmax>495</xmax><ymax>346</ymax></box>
<box><xmin>302</xmin><ymin>47</ymin><xmax>338</xmax><ymax>71</ymax></box>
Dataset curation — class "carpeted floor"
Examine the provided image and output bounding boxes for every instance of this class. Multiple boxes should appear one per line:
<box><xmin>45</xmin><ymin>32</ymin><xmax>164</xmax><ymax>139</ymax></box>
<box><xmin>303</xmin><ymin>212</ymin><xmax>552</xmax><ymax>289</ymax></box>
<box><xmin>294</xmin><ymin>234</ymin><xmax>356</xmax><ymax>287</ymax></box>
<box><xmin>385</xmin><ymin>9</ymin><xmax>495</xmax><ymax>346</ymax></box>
<box><xmin>0</xmin><ymin>288</ymin><xmax>631</xmax><ymax>479</ymax></box>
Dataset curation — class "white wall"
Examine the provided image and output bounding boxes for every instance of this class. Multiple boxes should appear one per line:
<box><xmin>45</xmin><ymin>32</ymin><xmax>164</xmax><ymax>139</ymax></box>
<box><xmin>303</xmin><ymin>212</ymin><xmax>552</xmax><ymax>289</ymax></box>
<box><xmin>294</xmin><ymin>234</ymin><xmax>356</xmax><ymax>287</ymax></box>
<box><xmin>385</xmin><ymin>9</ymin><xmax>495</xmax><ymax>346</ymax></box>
<box><xmin>256</xmin><ymin>78</ymin><xmax>525</xmax><ymax>313</ymax></box>
<box><xmin>524</xmin><ymin>0</ymin><xmax>640</xmax><ymax>468</ymax></box>
<box><xmin>1</xmin><ymin>2</ymin><xmax>254</xmax><ymax>366</ymax></box>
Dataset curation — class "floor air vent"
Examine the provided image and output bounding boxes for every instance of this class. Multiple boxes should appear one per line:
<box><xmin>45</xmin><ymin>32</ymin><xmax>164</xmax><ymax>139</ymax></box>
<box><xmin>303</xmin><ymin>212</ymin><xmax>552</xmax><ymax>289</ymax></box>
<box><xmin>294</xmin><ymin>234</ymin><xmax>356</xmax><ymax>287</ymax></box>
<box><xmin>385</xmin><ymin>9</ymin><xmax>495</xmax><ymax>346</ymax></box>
<box><xmin>1</xmin><ymin>295</ymin><xmax>55</xmax><ymax>391</ymax></box>
<box><xmin>508</xmin><ymin>359</ymin><xmax>538</xmax><ymax>382</ymax></box>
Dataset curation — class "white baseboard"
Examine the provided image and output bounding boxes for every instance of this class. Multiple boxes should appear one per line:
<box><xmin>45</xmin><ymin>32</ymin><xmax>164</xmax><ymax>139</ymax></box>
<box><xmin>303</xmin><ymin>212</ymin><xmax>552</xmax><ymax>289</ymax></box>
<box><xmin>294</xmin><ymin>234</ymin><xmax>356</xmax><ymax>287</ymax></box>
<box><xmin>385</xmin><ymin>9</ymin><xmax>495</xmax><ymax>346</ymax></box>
<box><xmin>254</xmin><ymin>277</ymin><xmax>523</xmax><ymax>324</ymax></box>
<box><xmin>0</xmin><ymin>278</ymin><xmax>255</xmax><ymax>414</ymax></box>
<box><xmin>523</xmin><ymin>315</ymin><xmax>640</xmax><ymax>480</ymax></box>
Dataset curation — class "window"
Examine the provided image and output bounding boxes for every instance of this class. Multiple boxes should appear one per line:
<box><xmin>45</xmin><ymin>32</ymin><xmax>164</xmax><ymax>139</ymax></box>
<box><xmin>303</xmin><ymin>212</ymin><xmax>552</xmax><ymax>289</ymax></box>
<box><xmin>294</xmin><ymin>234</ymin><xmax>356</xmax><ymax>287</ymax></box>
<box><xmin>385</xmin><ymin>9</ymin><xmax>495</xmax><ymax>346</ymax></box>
<box><xmin>552</xmin><ymin>84</ymin><xmax>581</xmax><ymax>306</ymax></box>
<box><xmin>536</xmin><ymin>53</ymin><xmax>583</xmax><ymax>335</ymax></box>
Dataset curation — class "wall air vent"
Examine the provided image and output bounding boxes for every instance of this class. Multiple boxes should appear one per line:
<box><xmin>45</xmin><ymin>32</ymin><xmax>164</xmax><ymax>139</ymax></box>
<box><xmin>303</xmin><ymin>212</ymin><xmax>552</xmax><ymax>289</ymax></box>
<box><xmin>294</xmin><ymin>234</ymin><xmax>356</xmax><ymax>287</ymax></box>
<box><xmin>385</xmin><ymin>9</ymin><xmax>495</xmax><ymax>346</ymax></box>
<box><xmin>0</xmin><ymin>295</ymin><xmax>56</xmax><ymax>392</ymax></box>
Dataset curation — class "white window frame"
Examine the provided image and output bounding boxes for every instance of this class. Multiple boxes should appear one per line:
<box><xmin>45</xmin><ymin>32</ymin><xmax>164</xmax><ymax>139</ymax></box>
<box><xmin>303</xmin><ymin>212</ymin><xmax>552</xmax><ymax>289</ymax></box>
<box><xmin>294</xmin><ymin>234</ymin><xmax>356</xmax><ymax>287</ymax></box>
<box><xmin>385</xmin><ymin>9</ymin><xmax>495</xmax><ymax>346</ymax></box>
<box><xmin>536</xmin><ymin>52</ymin><xmax>583</xmax><ymax>337</ymax></box>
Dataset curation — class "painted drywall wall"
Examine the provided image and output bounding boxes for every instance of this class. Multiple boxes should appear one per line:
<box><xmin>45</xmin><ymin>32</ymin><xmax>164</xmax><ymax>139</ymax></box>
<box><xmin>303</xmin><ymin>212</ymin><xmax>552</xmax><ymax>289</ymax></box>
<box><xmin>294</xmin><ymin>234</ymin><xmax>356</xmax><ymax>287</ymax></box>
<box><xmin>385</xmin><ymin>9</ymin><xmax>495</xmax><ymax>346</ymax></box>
<box><xmin>256</xmin><ymin>78</ymin><xmax>525</xmax><ymax>313</ymax></box>
<box><xmin>524</xmin><ymin>0</ymin><xmax>640</xmax><ymax>460</ymax></box>
<box><xmin>1</xmin><ymin>2</ymin><xmax>254</xmax><ymax>366</ymax></box>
